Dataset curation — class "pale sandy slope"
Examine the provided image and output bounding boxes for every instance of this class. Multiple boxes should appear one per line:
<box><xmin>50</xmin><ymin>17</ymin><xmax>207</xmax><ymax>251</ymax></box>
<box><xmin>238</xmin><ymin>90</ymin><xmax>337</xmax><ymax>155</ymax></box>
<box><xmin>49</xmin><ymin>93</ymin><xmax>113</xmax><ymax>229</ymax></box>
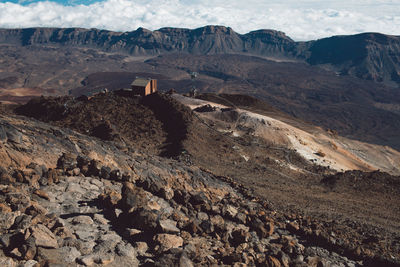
<box><xmin>173</xmin><ymin>94</ymin><xmax>400</xmax><ymax>175</ymax></box>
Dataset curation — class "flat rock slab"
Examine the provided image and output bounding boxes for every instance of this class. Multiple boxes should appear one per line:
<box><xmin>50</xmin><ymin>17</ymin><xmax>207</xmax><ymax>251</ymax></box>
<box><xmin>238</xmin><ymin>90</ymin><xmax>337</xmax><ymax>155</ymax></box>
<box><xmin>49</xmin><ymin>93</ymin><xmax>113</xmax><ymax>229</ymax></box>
<box><xmin>37</xmin><ymin>246</ymin><xmax>81</xmax><ymax>264</ymax></box>
<box><xmin>30</xmin><ymin>224</ymin><xmax>58</xmax><ymax>248</ymax></box>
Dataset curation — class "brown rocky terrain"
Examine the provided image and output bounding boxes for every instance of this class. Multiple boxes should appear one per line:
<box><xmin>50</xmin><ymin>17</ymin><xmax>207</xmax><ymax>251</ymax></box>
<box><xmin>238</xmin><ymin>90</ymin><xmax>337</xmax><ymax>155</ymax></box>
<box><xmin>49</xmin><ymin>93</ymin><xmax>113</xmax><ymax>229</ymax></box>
<box><xmin>1</xmin><ymin>26</ymin><xmax>400</xmax><ymax>86</ymax></box>
<box><xmin>1</xmin><ymin>40</ymin><xmax>400</xmax><ymax>152</ymax></box>
<box><xmin>0</xmin><ymin>92</ymin><xmax>399</xmax><ymax>266</ymax></box>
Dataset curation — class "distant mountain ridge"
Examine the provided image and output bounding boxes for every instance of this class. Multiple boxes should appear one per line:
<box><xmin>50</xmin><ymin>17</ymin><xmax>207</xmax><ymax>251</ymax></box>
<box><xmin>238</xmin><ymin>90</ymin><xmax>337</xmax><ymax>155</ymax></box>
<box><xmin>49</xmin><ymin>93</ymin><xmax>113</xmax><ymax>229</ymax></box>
<box><xmin>0</xmin><ymin>25</ymin><xmax>399</xmax><ymax>86</ymax></box>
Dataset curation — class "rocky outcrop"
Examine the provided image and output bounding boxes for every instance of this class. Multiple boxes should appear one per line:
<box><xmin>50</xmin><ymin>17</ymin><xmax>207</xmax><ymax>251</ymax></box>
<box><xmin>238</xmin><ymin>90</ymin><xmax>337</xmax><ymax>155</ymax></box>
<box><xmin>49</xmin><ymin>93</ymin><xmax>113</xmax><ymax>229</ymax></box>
<box><xmin>0</xmin><ymin>152</ymin><xmax>362</xmax><ymax>266</ymax></box>
<box><xmin>297</xmin><ymin>32</ymin><xmax>400</xmax><ymax>85</ymax></box>
<box><xmin>0</xmin><ymin>108</ymin><xmax>399</xmax><ymax>266</ymax></box>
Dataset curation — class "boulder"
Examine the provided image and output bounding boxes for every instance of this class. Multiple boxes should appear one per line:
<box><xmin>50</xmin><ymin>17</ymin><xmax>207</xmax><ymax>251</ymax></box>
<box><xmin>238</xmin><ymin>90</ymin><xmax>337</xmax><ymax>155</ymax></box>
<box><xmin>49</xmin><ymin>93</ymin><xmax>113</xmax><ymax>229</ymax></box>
<box><xmin>0</xmin><ymin>211</ymin><xmax>20</xmax><ymax>230</ymax></box>
<box><xmin>20</xmin><ymin>237</ymin><xmax>36</xmax><ymax>260</ymax></box>
<box><xmin>11</xmin><ymin>214</ymin><xmax>31</xmax><ymax>230</ymax></box>
<box><xmin>87</xmin><ymin>159</ymin><xmax>101</xmax><ymax>176</ymax></box>
<box><xmin>130</xmin><ymin>208</ymin><xmax>159</xmax><ymax>231</ymax></box>
<box><xmin>56</xmin><ymin>152</ymin><xmax>76</xmax><ymax>171</ymax></box>
<box><xmin>30</xmin><ymin>224</ymin><xmax>58</xmax><ymax>248</ymax></box>
<box><xmin>121</xmin><ymin>182</ymin><xmax>150</xmax><ymax>212</ymax></box>
<box><xmin>158</xmin><ymin>219</ymin><xmax>180</xmax><ymax>234</ymax></box>
<box><xmin>72</xmin><ymin>215</ymin><xmax>94</xmax><ymax>225</ymax></box>
<box><xmin>99</xmin><ymin>166</ymin><xmax>111</xmax><ymax>179</ymax></box>
<box><xmin>99</xmin><ymin>188</ymin><xmax>122</xmax><ymax>209</ymax></box>
<box><xmin>45</xmin><ymin>168</ymin><xmax>59</xmax><ymax>184</ymax></box>
<box><xmin>153</xmin><ymin>234</ymin><xmax>183</xmax><ymax>252</ymax></box>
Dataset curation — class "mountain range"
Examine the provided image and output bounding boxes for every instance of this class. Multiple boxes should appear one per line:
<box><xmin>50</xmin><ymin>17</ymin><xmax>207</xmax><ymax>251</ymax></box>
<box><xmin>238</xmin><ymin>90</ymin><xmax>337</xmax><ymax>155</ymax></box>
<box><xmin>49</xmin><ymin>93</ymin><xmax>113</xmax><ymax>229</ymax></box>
<box><xmin>1</xmin><ymin>26</ymin><xmax>400</xmax><ymax>86</ymax></box>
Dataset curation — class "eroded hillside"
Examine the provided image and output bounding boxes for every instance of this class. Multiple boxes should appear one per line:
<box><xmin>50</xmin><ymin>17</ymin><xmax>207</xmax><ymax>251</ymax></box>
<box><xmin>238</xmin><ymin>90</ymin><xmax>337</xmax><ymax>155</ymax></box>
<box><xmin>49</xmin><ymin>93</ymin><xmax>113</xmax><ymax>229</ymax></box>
<box><xmin>1</xmin><ymin>92</ymin><xmax>399</xmax><ymax>266</ymax></box>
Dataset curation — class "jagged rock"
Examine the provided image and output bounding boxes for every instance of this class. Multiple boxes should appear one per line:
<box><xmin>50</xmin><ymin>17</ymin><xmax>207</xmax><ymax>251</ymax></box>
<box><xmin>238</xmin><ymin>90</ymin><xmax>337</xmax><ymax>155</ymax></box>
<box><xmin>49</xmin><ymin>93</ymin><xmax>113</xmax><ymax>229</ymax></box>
<box><xmin>201</xmin><ymin>220</ymin><xmax>215</xmax><ymax>234</ymax></box>
<box><xmin>87</xmin><ymin>159</ymin><xmax>101</xmax><ymax>176</ymax></box>
<box><xmin>72</xmin><ymin>167</ymin><xmax>81</xmax><ymax>176</ymax></box>
<box><xmin>74</xmin><ymin>229</ymin><xmax>97</xmax><ymax>242</ymax></box>
<box><xmin>0</xmin><ymin>233</ymin><xmax>12</xmax><ymax>249</ymax></box>
<box><xmin>93</xmin><ymin>213</ymin><xmax>109</xmax><ymax>225</ymax></box>
<box><xmin>0</xmin><ymin>124</ymin><xmax>7</xmax><ymax>142</ymax></box>
<box><xmin>197</xmin><ymin>212</ymin><xmax>209</xmax><ymax>221</ymax></box>
<box><xmin>179</xmin><ymin>252</ymin><xmax>194</xmax><ymax>267</ymax></box>
<box><xmin>77</xmin><ymin>155</ymin><xmax>90</xmax><ymax>175</ymax></box>
<box><xmin>251</xmin><ymin>218</ymin><xmax>273</xmax><ymax>238</ymax></box>
<box><xmin>71</xmin><ymin>215</ymin><xmax>94</xmax><ymax>225</ymax></box>
<box><xmin>61</xmin><ymin>237</ymin><xmax>92</xmax><ymax>254</ymax></box>
<box><xmin>130</xmin><ymin>208</ymin><xmax>159</xmax><ymax>231</ymax></box>
<box><xmin>287</xmin><ymin>221</ymin><xmax>300</xmax><ymax>232</ymax></box>
<box><xmin>173</xmin><ymin>190</ymin><xmax>191</xmax><ymax>205</ymax></box>
<box><xmin>224</xmin><ymin>205</ymin><xmax>238</xmax><ymax>218</ymax></box>
<box><xmin>210</xmin><ymin>215</ymin><xmax>225</xmax><ymax>232</ymax></box>
<box><xmin>194</xmin><ymin>104</ymin><xmax>217</xmax><ymax>113</ymax></box>
<box><xmin>78</xmin><ymin>255</ymin><xmax>95</xmax><ymax>266</ymax></box>
<box><xmin>99</xmin><ymin>188</ymin><xmax>122</xmax><ymax>209</ymax></box>
<box><xmin>97</xmin><ymin>253</ymin><xmax>115</xmax><ymax>265</ymax></box>
<box><xmin>0</xmin><ymin>211</ymin><xmax>20</xmax><ymax>230</ymax></box>
<box><xmin>45</xmin><ymin>169</ymin><xmax>59</xmax><ymax>184</ymax></box>
<box><xmin>11</xmin><ymin>170</ymin><xmax>24</xmax><ymax>183</ymax></box>
<box><xmin>33</xmin><ymin>190</ymin><xmax>50</xmax><ymax>201</ymax></box>
<box><xmin>0</xmin><ymin>257</ymin><xmax>16</xmax><ymax>267</ymax></box>
<box><xmin>78</xmin><ymin>253</ymin><xmax>115</xmax><ymax>266</ymax></box>
<box><xmin>121</xmin><ymin>182</ymin><xmax>151</xmax><ymax>212</ymax></box>
<box><xmin>110</xmin><ymin>169</ymin><xmax>122</xmax><ymax>181</ymax></box>
<box><xmin>56</xmin><ymin>152</ymin><xmax>76</xmax><ymax>171</ymax></box>
<box><xmin>21</xmin><ymin>260</ymin><xmax>38</xmax><ymax>267</ymax></box>
<box><xmin>37</xmin><ymin>246</ymin><xmax>81</xmax><ymax>264</ymax></box>
<box><xmin>9</xmin><ymin>247</ymin><xmax>21</xmax><ymax>258</ymax></box>
<box><xmin>6</xmin><ymin>193</ymin><xmax>31</xmax><ymax>213</ymax></box>
<box><xmin>20</xmin><ymin>237</ymin><xmax>36</xmax><ymax>260</ymax></box>
<box><xmin>266</xmin><ymin>255</ymin><xmax>282</xmax><ymax>267</ymax></box>
<box><xmin>153</xmin><ymin>234</ymin><xmax>183</xmax><ymax>252</ymax></box>
<box><xmin>116</xmin><ymin>242</ymin><xmax>138</xmax><ymax>260</ymax></box>
<box><xmin>100</xmin><ymin>166</ymin><xmax>111</xmax><ymax>179</ymax></box>
<box><xmin>279</xmin><ymin>251</ymin><xmax>290</xmax><ymax>267</ymax></box>
<box><xmin>0</xmin><ymin>203</ymin><xmax>12</xmax><ymax>213</ymax></box>
<box><xmin>0</xmin><ymin>167</ymin><xmax>14</xmax><ymax>185</ymax></box>
<box><xmin>231</xmin><ymin>229</ymin><xmax>250</xmax><ymax>247</ymax></box>
<box><xmin>11</xmin><ymin>214</ymin><xmax>31</xmax><ymax>230</ymax></box>
<box><xmin>158</xmin><ymin>219</ymin><xmax>180</xmax><ymax>234</ymax></box>
<box><xmin>25</xmin><ymin>202</ymin><xmax>48</xmax><ymax>216</ymax></box>
<box><xmin>53</xmin><ymin>226</ymin><xmax>74</xmax><ymax>238</ymax></box>
<box><xmin>184</xmin><ymin>219</ymin><xmax>202</xmax><ymax>235</ymax></box>
<box><xmin>26</xmin><ymin>163</ymin><xmax>46</xmax><ymax>177</ymax></box>
<box><xmin>190</xmin><ymin>192</ymin><xmax>210</xmax><ymax>206</ymax></box>
<box><xmin>30</xmin><ymin>224</ymin><xmax>58</xmax><ymax>248</ymax></box>
<box><xmin>97</xmin><ymin>233</ymin><xmax>122</xmax><ymax>251</ymax></box>
<box><xmin>160</xmin><ymin>187</ymin><xmax>174</xmax><ymax>200</ymax></box>
<box><xmin>235</xmin><ymin>212</ymin><xmax>247</xmax><ymax>224</ymax></box>
<box><xmin>134</xmin><ymin>242</ymin><xmax>149</xmax><ymax>257</ymax></box>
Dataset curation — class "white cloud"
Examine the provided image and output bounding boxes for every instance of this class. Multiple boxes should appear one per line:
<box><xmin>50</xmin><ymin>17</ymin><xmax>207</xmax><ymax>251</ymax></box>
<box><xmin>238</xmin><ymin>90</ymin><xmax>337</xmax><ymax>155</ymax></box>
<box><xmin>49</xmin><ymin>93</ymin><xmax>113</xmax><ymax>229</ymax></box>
<box><xmin>0</xmin><ymin>0</ymin><xmax>399</xmax><ymax>40</ymax></box>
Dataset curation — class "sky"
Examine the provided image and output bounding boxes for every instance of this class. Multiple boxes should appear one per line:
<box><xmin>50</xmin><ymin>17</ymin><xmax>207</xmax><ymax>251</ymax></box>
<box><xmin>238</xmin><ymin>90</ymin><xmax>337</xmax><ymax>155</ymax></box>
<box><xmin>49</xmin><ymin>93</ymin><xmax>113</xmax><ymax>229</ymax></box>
<box><xmin>0</xmin><ymin>0</ymin><xmax>399</xmax><ymax>41</ymax></box>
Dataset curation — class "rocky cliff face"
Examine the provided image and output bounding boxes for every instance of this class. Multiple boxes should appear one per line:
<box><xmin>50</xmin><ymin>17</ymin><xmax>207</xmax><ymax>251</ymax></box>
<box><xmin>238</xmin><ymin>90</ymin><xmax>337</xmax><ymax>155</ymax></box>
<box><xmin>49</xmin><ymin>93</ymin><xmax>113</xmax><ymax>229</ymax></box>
<box><xmin>1</xmin><ymin>26</ymin><xmax>400</xmax><ymax>85</ymax></box>
<box><xmin>0</xmin><ymin>26</ymin><xmax>295</xmax><ymax>57</ymax></box>
<box><xmin>299</xmin><ymin>33</ymin><xmax>400</xmax><ymax>85</ymax></box>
